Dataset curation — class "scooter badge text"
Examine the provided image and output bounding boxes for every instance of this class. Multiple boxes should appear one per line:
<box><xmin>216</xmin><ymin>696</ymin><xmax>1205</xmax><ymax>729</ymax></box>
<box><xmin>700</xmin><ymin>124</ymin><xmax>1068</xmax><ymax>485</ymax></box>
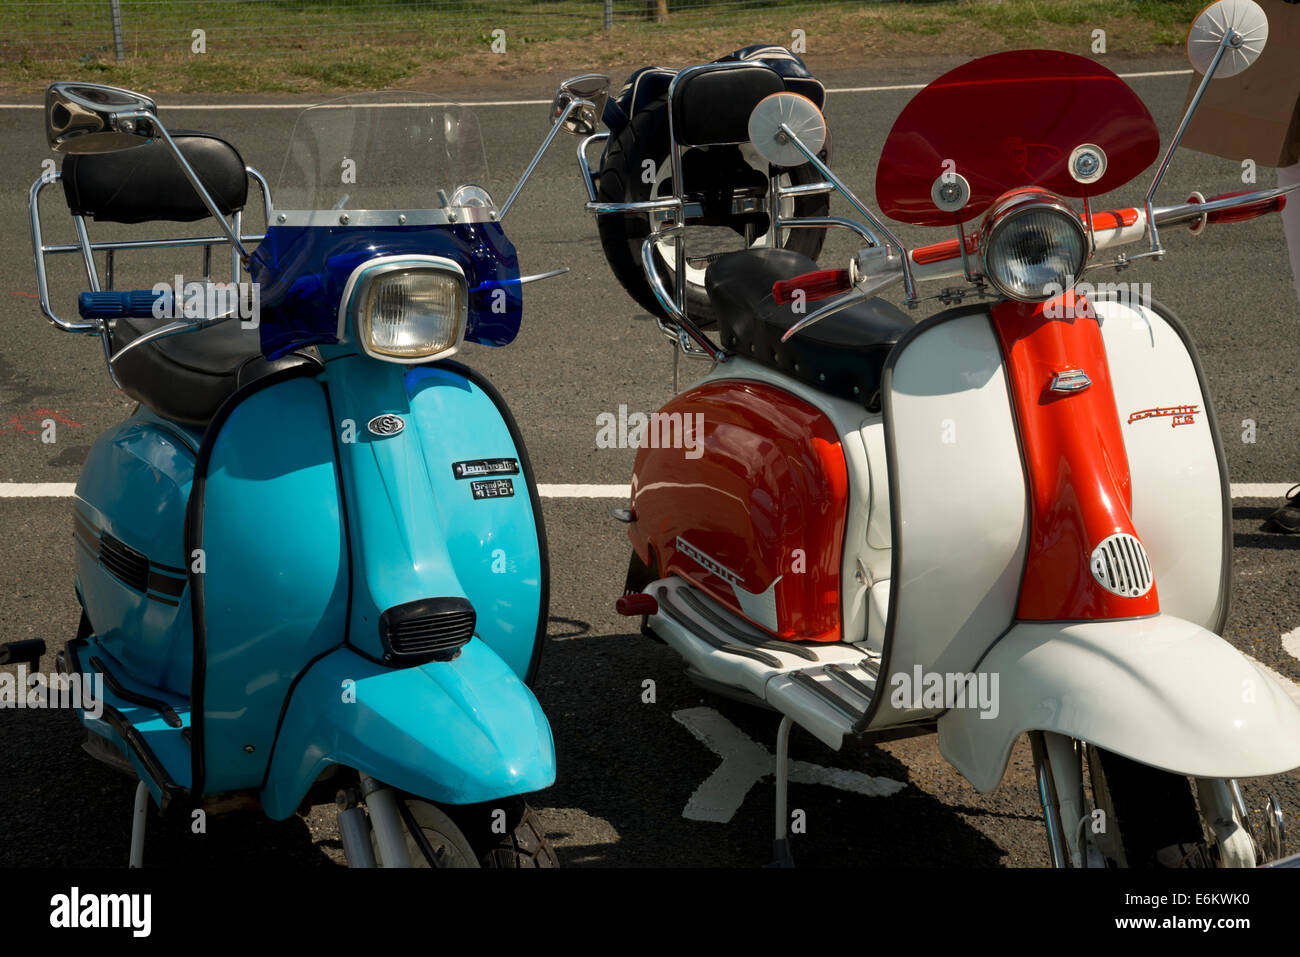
<box><xmin>1127</xmin><ymin>404</ymin><xmax>1200</xmax><ymax>428</ymax></box>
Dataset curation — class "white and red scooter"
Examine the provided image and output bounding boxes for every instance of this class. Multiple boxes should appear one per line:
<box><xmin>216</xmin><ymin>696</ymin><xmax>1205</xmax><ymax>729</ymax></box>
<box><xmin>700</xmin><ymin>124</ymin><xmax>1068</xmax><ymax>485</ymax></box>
<box><xmin>583</xmin><ymin>0</ymin><xmax>1300</xmax><ymax>866</ymax></box>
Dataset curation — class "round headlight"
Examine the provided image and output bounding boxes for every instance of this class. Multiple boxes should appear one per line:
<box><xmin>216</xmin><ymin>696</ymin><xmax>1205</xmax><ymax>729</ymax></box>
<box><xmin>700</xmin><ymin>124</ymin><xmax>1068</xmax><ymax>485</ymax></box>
<box><xmin>979</xmin><ymin>189</ymin><xmax>1088</xmax><ymax>302</ymax></box>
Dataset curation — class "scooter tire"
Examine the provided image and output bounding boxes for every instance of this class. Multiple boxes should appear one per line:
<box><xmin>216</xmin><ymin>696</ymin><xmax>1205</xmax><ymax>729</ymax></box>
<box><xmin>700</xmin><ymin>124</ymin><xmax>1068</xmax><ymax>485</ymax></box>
<box><xmin>446</xmin><ymin>796</ymin><xmax>559</xmax><ymax>868</ymax></box>
<box><xmin>1087</xmin><ymin>745</ymin><xmax>1210</xmax><ymax>868</ymax></box>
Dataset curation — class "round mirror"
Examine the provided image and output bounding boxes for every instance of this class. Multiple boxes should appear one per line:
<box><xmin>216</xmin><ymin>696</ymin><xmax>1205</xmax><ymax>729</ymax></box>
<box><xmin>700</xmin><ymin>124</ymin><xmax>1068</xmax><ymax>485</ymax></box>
<box><xmin>550</xmin><ymin>74</ymin><xmax>610</xmax><ymax>136</ymax></box>
<box><xmin>747</xmin><ymin>92</ymin><xmax>826</xmax><ymax>169</ymax></box>
<box><xmin>1187</xmin><ymin>0</ymin><xmax>1269</xmax><ymax>78</ymax></box>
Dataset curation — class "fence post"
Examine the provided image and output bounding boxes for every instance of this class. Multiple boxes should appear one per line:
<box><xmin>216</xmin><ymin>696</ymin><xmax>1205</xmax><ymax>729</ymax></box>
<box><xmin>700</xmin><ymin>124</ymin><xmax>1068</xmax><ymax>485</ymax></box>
<box><xmin>604</xmin><ymin>0</ymin><xmax>613</xmax><ymax>30</ymax></box>
<box><xmin>646</xmin><ymin>0</ymin><xmax>668</xmax><ymax>23</ymax></box>
<box><xmin>109</xmin><ymin>0</ymin><xmax>126</xmax><ymax>62</ymax></box>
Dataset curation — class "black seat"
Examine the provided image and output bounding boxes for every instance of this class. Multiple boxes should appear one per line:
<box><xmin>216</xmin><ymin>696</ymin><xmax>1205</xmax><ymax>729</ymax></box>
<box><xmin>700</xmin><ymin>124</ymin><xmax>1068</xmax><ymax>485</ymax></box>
<box><xmin>61</xmin><ymin>131</ymin><xmax>247</xmax><ymax>224</ymax></box>
<box><xmin>705</xmin><ymin>248</ymin><xmax>914</xmax><ymax>408</ymax></box>
<box><xmin>112</xmin><ymin>317</ymin><xmax>319</xmax><ymax>427</ymax></box>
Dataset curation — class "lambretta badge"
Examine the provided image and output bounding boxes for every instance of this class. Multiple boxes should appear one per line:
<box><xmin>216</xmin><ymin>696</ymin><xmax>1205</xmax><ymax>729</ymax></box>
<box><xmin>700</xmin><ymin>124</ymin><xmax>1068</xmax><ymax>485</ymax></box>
<box><xmin>367</xmin><ymin>414</ymin><xmax>405</xmax><ymax>437</ymax></box>
<box><xmin>452</xmin><ymin>458</ymin><xmax>519</xmax><ymax>479</ymax></box>
<box><xmin>676</xmin><ymin>536</ymin><xmax>744</xmax><ymax>589</ymax></box>
<box><xmin>1128</xmin><ymin>404</ymin><xmax>1200</xmax><ymax>428</ymax></box>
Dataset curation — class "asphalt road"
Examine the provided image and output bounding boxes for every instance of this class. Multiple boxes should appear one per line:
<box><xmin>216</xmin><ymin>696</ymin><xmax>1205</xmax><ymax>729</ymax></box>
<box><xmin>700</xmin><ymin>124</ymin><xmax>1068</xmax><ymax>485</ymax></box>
<box><xmin>2</xmin><ymin>55</ymin><xmax>1300</xmax><ymax>868</ymax></box>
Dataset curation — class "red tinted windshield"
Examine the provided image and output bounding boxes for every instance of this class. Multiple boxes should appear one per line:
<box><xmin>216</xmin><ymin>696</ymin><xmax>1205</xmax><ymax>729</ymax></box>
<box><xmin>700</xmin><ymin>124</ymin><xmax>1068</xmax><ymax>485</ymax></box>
<box><xmin>876</xmin><ymin>50</ymin><xmax>1160</xmax><ymax>226</ymax></box>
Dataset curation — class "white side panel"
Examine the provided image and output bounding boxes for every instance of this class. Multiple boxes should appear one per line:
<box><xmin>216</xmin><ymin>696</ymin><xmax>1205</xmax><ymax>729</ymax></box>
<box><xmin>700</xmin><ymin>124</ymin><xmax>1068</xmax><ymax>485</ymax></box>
<box><xmin>867</xmin><ymin>579</ymin><xmax>890</xmax><ymax>651</ymax></box>
<box><xmin>876</xmin><ymin>311</ymin><xmax>1028</xmax><ymax>726</ymax></box>
<box><xmin>694</xmin><ymin>356</ymin><xmax>888</xmax><ymax>644</ymax></box>
<box><xmin>1094</xmin><ymin>298</ymin><xmax>1228</xmax><ymax>632</ymax></box>
<box><xmin>938</xmin><ymin>615</ymin><xmax>1300</xmax><ymax>793</ymax></box>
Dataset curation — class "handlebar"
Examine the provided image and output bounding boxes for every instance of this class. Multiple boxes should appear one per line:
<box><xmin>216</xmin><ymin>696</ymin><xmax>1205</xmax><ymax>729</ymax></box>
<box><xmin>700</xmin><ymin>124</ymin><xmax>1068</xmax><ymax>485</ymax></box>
<box><xmin>79</xmin><ymin>289</ymin><xmax>169</xmax><ymax>321</ymax></box>
<box><xmin>1198</xmin><ymin>189</ymin><xmax>1288</xmax><ymax>227</ymax></box>
<box><xmin>771</xmin><ymin>268</ymin><xmax>851</xmax><ymax>305</ymax></box>
<box><xmin>0</xmin><ymin>638</ymin><xmax>46</xmax><ymax>668</ymax></box>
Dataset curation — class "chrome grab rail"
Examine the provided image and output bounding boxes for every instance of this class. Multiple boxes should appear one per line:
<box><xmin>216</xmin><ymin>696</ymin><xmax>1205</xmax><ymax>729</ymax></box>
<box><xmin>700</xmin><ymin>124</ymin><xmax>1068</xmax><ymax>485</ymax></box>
<box><xmin>29</xmin><ymin>167</ymin><xmax>271</xmax><ymax>333</ymax></box>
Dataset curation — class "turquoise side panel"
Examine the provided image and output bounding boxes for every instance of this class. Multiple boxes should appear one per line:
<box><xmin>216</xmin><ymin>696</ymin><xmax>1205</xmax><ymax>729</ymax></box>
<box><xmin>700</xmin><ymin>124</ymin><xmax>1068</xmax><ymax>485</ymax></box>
<box><xmin>74</xmin><ymin>410</ymin><xmax>196</xmax><ymax>694</ymax></box>
<box><xmin>199</xmin><ymin>376</ymin><xmax>349</xmax><ymax>794</ymax></box>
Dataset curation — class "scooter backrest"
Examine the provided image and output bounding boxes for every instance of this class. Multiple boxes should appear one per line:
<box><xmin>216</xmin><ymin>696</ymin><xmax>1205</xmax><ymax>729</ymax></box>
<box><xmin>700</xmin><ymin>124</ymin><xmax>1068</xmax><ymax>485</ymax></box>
<box><xmin>60</xmin><ymin>130</ymin><xmax>248</xmax><ymax>224</ymax></box>
<box><xmin>669</xmin><ymin>62</ymin><xmax>785</xmax><ymax>147</ymax></box>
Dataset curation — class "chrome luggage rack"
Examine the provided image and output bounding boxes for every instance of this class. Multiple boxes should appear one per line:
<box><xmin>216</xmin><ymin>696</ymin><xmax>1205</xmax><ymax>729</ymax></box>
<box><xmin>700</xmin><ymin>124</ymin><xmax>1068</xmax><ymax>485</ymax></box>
<box><xmin>29</xmin><ymin>164</ymin><xmax>271</xmax><ymax>382</ymax></box>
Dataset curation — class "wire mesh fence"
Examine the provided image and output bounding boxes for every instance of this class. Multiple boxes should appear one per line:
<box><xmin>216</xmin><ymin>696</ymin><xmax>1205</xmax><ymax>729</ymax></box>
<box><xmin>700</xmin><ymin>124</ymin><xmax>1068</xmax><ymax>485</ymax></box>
<box><xmin>0</xmin><ymin>0</ymin><xmax>896</xmax><ymax>64</ymax></box>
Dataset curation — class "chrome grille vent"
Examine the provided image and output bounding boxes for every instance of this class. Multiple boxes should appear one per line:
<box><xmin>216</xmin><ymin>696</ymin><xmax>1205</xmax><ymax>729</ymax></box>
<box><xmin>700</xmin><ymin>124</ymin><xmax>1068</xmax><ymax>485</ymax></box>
<box><xmin>1089</xmin><ymin>533</ymin><xmax>1153</xmax><ymax>599</ymax></box>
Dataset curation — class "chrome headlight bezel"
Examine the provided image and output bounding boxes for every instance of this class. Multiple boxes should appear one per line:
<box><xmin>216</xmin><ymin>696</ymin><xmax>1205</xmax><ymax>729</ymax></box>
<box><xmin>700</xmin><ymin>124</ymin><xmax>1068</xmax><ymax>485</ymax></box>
<box><xmin>338</xmin><ymin>254</ymin><xmax>469</xmax><ymax>364</ymax></box>
<box><xmin>979</xmin><ymin>189</ymin><xmax>1089</xmax><ymax>303</ymax></box>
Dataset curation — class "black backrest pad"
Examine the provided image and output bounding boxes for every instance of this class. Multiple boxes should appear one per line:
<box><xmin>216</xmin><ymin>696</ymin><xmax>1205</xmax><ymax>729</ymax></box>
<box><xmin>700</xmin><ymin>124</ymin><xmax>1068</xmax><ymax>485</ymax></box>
<box><xmin>61</xmin><ymin>131</ymin><xmax>248</xmax><ymax>224</ymax></box>
<box><xmin>671</xmin><ymin>63</ymin><xmax>785</xmax><ymax>147</ymax></box>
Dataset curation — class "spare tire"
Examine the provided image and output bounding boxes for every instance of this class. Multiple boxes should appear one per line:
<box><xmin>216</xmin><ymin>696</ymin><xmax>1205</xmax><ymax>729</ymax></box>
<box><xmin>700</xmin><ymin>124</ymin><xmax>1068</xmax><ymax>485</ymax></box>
<box><xmin>595</xmin><ymin>91</ymin><xmax>831</xmax><ymax>326</ymax></box>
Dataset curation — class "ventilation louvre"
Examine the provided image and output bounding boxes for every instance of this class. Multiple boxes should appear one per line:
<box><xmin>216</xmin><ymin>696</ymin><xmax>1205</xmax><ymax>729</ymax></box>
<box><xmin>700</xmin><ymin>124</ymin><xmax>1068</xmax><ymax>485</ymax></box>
<box><xmin>1089</xmin><ymin>533</ymin><xmax>1154</xmax><ymax>599</ymax></box>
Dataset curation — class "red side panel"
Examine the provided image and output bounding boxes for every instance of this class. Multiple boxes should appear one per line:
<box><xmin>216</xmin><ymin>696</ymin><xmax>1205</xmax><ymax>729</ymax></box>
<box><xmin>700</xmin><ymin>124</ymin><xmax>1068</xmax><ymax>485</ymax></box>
<box><xmin>992</xmin><ymin>293</ymin><xmax>1159</xmax><ymax>620</ymax></box>
<box><xmin>627</xmin><ymin>381</ymin><xmax>848</xmax><ymax>642</ymax></box>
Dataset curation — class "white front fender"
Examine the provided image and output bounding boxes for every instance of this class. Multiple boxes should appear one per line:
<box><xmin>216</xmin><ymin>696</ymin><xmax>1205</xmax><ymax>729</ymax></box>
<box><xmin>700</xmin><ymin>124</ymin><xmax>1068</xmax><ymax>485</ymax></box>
<box><xmin>937</xmin><ymin>614</ymin><xmax>1300</xmax><ymax>793</ymax></box>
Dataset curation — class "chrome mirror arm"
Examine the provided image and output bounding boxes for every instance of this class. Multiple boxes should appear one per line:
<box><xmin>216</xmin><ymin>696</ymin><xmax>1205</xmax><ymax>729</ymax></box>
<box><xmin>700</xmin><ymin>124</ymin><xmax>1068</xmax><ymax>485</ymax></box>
<box><xmin>1144</xmin><ymin>31</ymin><xmax>1239</xmax><ymax>257</ymax></box>
<box><xmin>137</xmin><ymin>113</ymin><xmax>251</xmax><ymax>266</ymax></box>
<box><xmin>500</xmin><ymin>98</ymin><xmax>589</xmax><ymax>222</ymax></box>
<box><xmin>777</xmin><ymin>121</ymin><xmax>916</xmax><ymax>303</ymax></box>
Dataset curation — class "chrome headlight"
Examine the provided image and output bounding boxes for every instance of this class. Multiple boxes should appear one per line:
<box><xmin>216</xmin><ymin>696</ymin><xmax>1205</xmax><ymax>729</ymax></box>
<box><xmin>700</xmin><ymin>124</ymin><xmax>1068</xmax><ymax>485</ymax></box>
<box><xmin>979</xmin><ymin>189</ymin><xmax>1088</xmax><ymax>302</ymax></box>
<box><xmin>340</xmin><ymin>255</ymin><xmax>468</xmax><ymax>363</ymax></box>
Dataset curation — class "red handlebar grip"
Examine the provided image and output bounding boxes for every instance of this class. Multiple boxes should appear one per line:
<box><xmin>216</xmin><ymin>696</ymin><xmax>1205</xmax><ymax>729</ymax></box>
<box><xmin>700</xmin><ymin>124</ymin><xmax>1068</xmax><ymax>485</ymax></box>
<box><xmin>1204</xmin><ymin>190</ymin><xmax>1287</xmax><ymax>225</ymax></box>
<box><xmin>772</xmin><ymin>268</ymin><xmax>851</xmax><ymax>306</ymax></box>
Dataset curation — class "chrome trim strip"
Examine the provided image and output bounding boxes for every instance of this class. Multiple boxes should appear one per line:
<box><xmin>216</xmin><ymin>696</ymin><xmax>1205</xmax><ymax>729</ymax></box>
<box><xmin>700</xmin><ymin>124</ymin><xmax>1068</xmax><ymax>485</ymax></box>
<box><xmin>269</xmin><ymin>208</ymin><xmax>497</xmax><ymax>228</ymax></box>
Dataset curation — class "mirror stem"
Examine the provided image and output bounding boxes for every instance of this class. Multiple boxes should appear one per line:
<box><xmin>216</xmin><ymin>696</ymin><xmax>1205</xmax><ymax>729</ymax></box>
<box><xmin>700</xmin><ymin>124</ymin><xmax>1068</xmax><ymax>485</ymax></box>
<box><xmin>499</xmin><ymin>98</ymin><xmax>584</xmax><ymax>222</ymax></box>
<box><xmin>778</xmin><ymin>121</ymin><xmax>917</xmax><ymax>303</ymax></box>
<box><xmin>1144</xmin><ymin>28</ymin><xmax>1239</xmax><ymax>257</ymax></box>
<box><xmin>145</xmin><ymin>115</ymin><xmax>251</xmax><ymax>266</ymax></box>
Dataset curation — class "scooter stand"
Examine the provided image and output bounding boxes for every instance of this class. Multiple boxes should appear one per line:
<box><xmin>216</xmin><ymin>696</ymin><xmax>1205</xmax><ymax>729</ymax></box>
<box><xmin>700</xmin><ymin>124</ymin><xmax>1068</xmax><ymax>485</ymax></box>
<box><xmin>128</xmin><ymin>779</ymin><xmax>149</xmax><ymax>867</ymax></box>
<box><xmin>765</xmin><ymin>715</ymin><xmax>796</xmax><ymax>868</ymax></box>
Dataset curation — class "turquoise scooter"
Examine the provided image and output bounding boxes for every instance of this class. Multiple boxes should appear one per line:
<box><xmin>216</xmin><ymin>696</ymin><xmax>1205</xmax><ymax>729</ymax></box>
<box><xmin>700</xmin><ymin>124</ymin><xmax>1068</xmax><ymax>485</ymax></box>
<box><xmin>19</xmin><ymin>75</ymin><xmax>610</xmax><ymax>866</ymax></box>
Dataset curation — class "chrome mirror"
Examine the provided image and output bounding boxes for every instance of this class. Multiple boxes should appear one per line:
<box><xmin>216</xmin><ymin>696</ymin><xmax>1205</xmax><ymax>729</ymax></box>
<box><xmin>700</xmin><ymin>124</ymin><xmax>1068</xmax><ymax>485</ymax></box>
<box><xmin>1143</xmin><ymin>0</ymin><xmax>1270</xmax><ymax>258</ymax></box>
<box><xmin>550</xmin><ymin>74</ymin><xmax>609</xmax><ymax>136</ymax></box>
<box><xmin>747</xmin><ymin>92</ymin><xmax>826</xmax><ymax>168</ymax></box>
<box><xmin>1187</xmin><ymin>0</ymin><xmax>1268</xmax><ymax>77</ymax></box>
<box><xmin>46</xmin><ymin>82</ymin><xmax>158</xmax><ymax>154</ymax></box>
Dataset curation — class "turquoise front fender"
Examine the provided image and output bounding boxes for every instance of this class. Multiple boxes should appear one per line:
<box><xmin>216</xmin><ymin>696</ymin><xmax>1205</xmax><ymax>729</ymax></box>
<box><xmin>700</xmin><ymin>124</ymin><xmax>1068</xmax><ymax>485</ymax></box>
<box><xmin>260</xmin><ymin>640</ymin><xmax>555</xmax><ymax>820</ymax></box>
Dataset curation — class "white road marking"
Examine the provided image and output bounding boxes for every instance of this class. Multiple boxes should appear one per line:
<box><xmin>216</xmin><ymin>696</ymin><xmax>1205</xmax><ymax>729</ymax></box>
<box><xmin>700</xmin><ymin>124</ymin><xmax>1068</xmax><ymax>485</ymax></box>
<box><xmin>0</xmin><ymin>481</ymin><xmax>1289</xmax><ymax>499</ymax></box>
<box><xmin>0</xmin><ymin>483</ymin><xmax>77</xmax><ymax>497</ymax></box>
<box><xmin>1283</xmin><ymin>627</ymin><xmax>1300</xmax><ymax>667</ymax></box>
<box><xmin>672</xmin><ymin>706</ymin><xmax>906</xmax><ymax>823</ymax></box>
<box><xmin>1232</xmin><ymin>483</ymin><xmax>1294</xmax><ymax>498</ymax></box>
<box><xmin>536</xmin><ymin>483</ymin><xmax>631</xmax><ymax>498</ymax></box>
<box><xmin>0</xmin><ymin>69</ymin><xmax>1197</xmax><ymax>112</ymax></box>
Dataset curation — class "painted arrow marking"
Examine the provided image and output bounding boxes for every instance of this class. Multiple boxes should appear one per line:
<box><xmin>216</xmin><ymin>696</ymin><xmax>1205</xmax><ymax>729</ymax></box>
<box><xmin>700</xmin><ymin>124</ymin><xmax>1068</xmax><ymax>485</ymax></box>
<box><xmin>1283</xmin><ymin>626</ymin><xmax>1300</xmax><ymax>666</ymax></box>
<box><xmin>672</xmin><ymin>706</ymin><xmax>906</xmax><ymax>823</ymax></box>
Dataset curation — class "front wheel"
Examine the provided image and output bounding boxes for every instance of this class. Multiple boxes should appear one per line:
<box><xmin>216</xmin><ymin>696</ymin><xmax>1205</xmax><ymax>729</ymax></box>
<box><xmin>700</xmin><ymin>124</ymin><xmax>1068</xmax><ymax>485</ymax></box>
<box><xmin>372</xmin><ymin>797</ymin><xmax>481</xmax><ymax>868</ymax></box>
<box><xmin>1086</xmin><ymin>745</ymin><xmax>1210</xmax><ymax>867</ymax></box>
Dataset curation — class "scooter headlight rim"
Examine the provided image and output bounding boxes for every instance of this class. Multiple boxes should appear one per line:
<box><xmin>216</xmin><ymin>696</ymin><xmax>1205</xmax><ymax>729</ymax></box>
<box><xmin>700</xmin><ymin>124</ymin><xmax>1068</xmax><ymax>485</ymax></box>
<box><xmin>979</xmin><ymin>190</ymin><xmax>1089</xmax><ymax>303</ymax></box>
<box><xmin>339</xmin><ymin>254</ymin><xmax>469</xmax><ymax>364</ymax></box>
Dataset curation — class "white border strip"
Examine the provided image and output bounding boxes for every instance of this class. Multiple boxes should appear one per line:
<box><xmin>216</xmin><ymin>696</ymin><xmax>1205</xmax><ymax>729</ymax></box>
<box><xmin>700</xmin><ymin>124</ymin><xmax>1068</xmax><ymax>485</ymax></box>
<box><xmin>0</xmin><ymin>480</ymin><xmax>1284</xmax><ymax>499</ymax></box>
<box><xmin>0</xmin><ymin>69</ymin><xmax>1195</xmax><ymax>112</ymax></box>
